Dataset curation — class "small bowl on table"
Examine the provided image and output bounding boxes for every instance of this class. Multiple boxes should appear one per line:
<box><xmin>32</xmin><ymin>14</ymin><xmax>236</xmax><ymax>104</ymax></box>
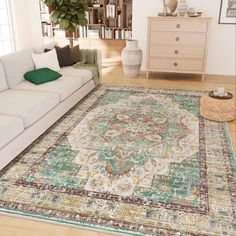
<box><xmin>197</xmin><ymin>12</ymin><xmax>202</xmax><ymax>16</ymax></box>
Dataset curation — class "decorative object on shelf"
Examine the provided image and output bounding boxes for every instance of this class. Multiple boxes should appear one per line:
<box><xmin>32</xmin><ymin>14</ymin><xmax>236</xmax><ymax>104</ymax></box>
<box><xmin>97</xmin><ymin>10</ymin><xmax>103</xmax><ymax>23</ymax></box>
<box><xmin>121</xmin><ymin>39</ymin><xmax>143</xmax><ymax>77</ymax></box>
<box><xmin>219</xmin><ymin>0</ymin><xmax>236</xmax><ymax>24</ymax></box>
<box><xmin>187</xmin><ymin>7</ymin><xmax>195</xmax><ymax>16</ymax></box>
<box><xmin>197</xmin><ymin>11</ymin><xmax>203</xmax><ymax>16</ymax></box>
<box><xmin>43</xmin><ymin>0</ymin><xmax>88</xmax><ymax>47</ymax></box>
<box><xmin>93</xmin><ymin>0</ymin><xmax>100</xmax><ymax>7</ymax></box>
<box><xmin>167</xmin><ymin>0</ymin><xmax>178</xmax><ymax>14</ymax></box>
<box><xmin>108</xmin><ymin>18</ymin><xmax>116</xmax><ymax>27</ymax></box>
<box><xmin>158</xmin><ymin>12</ymin><xmax>173</xmax><ymax>16</ymax></box>
<box><xmin>177</xmin><ymin>0</ymin><xmax>188</xmax><ymax>16</ymax></box>
<box><xmin>87</xmin><ymin>0</ymin><xmax>93</xmax><ymax>7</ymax></box>
<box><xmin>127</xmin><ymin>12</ymin><xmax>132</xmax><ymax>27</ymax></box>
<box><xmin>162</xmin><ymin>0</ymin><xmax>168</xmax><ymax>16</ymax></box>
<box><xmin>117</xmin><ymin>6</ymin><xmax>122</xmax><ymax>27</ymax></box>
<box><xmin>99</xmin><ymin>0</ymin><xmax>104</xmax><ymax>6</ymax></box>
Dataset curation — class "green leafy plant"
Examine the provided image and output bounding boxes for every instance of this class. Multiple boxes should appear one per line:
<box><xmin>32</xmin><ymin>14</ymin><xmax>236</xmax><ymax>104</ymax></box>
<box><xmin>97</xmin><ymin>10</ymin><xmax>103</xmax><ymax>23</ymax></box>
<box><xmin>43</xmin><ymin>0</ymin><xmax>88</xmax><ymax>47</ymax></box>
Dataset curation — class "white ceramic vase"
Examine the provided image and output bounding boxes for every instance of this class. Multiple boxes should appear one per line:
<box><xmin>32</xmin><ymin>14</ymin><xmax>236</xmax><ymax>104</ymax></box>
<box><xmin>121</xmin><ymin>40</ymin><xmax>143</xmax><ymax>77</ymax></box>
<box><xmin>178</xmin><ymin>0</ymin><xmax>188</xmax><ymax>16</ymax></box>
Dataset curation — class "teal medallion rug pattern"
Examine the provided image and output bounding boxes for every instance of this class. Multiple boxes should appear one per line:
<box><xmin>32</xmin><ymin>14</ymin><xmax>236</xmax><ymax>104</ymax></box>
<box><xmin>0</xmin><ymin>85</ymin><xmax>235</xmax><ymax>235</ymax></box>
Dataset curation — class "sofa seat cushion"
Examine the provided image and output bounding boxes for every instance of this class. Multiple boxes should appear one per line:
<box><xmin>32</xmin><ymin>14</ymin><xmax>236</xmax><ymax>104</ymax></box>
<box><xmin>14</xmin><ymin>75</ymin><xmax>83</xmax><ymax>102</ymax></box>
<box><xmin>59</xmin><ymin>67</ymin><xmax>93</xmax><ymax>85</ymax></box>
<box><xmin>0</xmin><ymin>90</ymin><xmax>59</xmax><ymax>128</ymax></box>
<box><xmin>0</xmin><ymin>115</ymin><xmax>24</xmax><ymax>149</ymax></box>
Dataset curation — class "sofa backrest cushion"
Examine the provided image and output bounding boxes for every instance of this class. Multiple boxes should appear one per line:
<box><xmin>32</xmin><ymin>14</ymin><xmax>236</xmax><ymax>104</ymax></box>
<box><xmin>33</xmin><ymin>41</ymin><xmax>57</xmax><ymax>54</ymax></box>
<box><xmin>1</xmin><ymin>48</ymin><xmax>35</xmax><ymax>88</ymax></box>
<box><xmin>0</xmin><ymin>61</ymin><xmax>8</xmax><ymax>92</ymax></box>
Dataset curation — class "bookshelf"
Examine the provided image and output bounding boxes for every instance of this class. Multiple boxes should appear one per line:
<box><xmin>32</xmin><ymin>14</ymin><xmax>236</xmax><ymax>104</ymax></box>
<box><xmin>39</xmin><ymin>0</ymin><xmax>53</xmax><ymax>37</ymax></box>
<box><xmin>39</xmin><ymin>0</ymin><xmax>132</xmax><ymax>40</ymax></box>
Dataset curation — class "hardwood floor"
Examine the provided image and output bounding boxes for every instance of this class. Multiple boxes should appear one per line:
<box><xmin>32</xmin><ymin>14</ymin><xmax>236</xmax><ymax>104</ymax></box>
<box><xmin>0</xmin><ymin>63</ymin><xmax>235</xmax><ymax>236</ymax></box>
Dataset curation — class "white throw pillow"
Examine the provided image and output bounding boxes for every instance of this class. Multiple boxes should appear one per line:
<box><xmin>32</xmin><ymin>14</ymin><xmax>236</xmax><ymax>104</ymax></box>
<box><xmin>32</xmin><ymin>49</ymin><xmax>60</xmax><ymax>71</ymax></box>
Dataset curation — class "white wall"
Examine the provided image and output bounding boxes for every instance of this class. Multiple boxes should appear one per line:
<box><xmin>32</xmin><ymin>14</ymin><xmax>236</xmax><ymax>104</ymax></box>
<box><xmin>133</xmin><ymin>0</ymin><xmax>236</xmax><ymax>76</ymax></box>
<box><xmin>10</xmin><ymin>0</ymin><xmax>42</xmax><ymax>51</ymax></box>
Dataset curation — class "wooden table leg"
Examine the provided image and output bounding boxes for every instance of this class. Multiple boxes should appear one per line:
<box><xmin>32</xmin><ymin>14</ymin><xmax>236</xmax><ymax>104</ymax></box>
<box><xmin>201</xmin><ymin>74</ymin><xmax>205</xmax><ymax>82</ymax></box>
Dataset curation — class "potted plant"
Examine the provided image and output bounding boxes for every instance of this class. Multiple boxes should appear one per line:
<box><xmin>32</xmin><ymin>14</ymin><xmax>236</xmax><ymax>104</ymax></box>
<box><xmin>43</xmin><ymin>0</ymin><xmax>88</xmax><ymax>47</ymax></box>
<box><xmin>97</xmin><ymin>10</ymin><xmax>103</xmax><ymax>23</ymax></box>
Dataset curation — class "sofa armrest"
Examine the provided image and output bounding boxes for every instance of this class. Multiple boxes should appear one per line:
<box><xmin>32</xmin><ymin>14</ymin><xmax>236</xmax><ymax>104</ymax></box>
<box><xmin>79</xmin><ymin>49</ymin><xmax>102</xmax><ymax>79</ymax></box>
<box><xmin>96</xmin><ymin>49</ymin><xmax>102</xmax><ymax>80</ymax></box>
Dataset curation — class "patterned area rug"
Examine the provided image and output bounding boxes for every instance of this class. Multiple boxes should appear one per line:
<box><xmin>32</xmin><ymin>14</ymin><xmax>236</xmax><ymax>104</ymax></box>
<box><xmin>0</xmin><ymin>85</ymin><xmax>235</xmax><ymax>235</ymax></box>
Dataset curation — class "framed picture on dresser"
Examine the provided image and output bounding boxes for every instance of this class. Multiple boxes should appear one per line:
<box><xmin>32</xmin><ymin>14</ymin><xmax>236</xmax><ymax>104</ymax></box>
<box><xmin>219</xmin><ymin>0</ymin><xmax>236</xmax><ymax>24</ymax></box>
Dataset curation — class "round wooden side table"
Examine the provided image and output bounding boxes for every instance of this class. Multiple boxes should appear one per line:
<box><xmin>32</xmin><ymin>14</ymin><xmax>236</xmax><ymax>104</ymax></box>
<box><xmin>200</xmin><ymin>94</ymin><xmax>236</xmax><ymax>121</ymax></box>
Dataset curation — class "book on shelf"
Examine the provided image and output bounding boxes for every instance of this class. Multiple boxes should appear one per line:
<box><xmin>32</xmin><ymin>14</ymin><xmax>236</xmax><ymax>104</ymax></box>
<box><xmin>114</xmin><ymin>30</ymin><xmax>120</xmax><ymax>39</ymax></box>
<box><xmin>41</xmin><ymin>13</ymin><xmax>50</xmax><ymax>22</ymax></box>
<box><xmin>106</xmin><ymin>4</ymin><xmax>116</xmax><ymax>18</ymax></box>
<box><xmin>77</xmin><ymin>25</ymin><xmax>88</xmax><ymax>38</ymax></box>
<box><xmin>101</xmin><ymin>26</ymin><xmax>105</xmax><ymax>39</ymax></box>
<box><xmin>39</xmin><ymin>0</ymin><xmax>47</xmax><ymax>12</ymax></box>
<box><xmin>53</xmin><ymin>28</ymin><xmax>65</xmax><ymax>37</ymax></box>
<box><xmin>42</xmin><ymin>23</ymin><xmax>51</xmax><ymax>37</ymax></box>
<box><xmin>105</xmin><ymin>29</ymin><xmax>113</xmax><ymax>39</ymax></box>
<box><xmin>125</xmin><ymin>30</ymin><xmax>131</xmax><ymax>39</ymax></box>
<box><xmin>121</xmin><ymin>29</ymin><xmax>125</xmax><ymax>39</ymax></box>
<box><xmin>87</xmin><ymin>30</ymin><xmax>100</xmax><ymax>39</ymax></box>
<box><xmin>118</xmin><ymin>15</ymin><xmax>122</xmax><ymax>28</ymax></box>
<box><xmin>89</xmin><ymin>12</ymin><xmax>94</xmax><ymax>24</ymax></box>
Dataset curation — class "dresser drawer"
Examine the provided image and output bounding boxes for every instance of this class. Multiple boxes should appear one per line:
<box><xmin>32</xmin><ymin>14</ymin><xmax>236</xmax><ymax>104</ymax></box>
<box><xmin>149</xmin><ymin>58</ymin><xmax>203</xmax><ymax>72</ymax></box>
<box><xmin>150</xmin><ymin>45</ymin><xmax>205</xmax><ymax>59</ymax></box>
<box><xmin>150</xmin><ymin>32</ymin><xmax>206</xmax><ymax>46</ymax></box>
<box><xmin>151</xmin><ymin>19</ymin><xmax>208</xmax><ymax>33</ymax></box>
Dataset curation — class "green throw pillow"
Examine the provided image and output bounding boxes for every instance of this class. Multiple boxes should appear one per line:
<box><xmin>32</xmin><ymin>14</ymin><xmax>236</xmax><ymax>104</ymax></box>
<box><xmin>24</xmin><ymin>68</ymin><xmax>62</xmax><ymax>85</ymax></box>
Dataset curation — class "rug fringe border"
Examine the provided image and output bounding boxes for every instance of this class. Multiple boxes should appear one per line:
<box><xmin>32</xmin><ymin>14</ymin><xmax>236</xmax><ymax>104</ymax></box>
<box><xmin>0</xmin><ymin>209</ymin><xmax>144</xmax><ymax>236</ymax></box>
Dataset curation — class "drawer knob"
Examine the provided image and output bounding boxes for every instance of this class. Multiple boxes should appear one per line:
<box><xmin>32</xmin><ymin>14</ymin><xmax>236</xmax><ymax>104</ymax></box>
<box><xmin>176</xmin><ymin>24</ymin><xmax>181</xmax><ymax>28</ymax></box>
<box><xmin>175</xmin><ymin>37</ymin><xmax>180</xmax><ymax>41</ymax></box>
<box><xmin>175</xmin><ymin>50</ymin><xmax>179</xmax><ymax>54</ymax></box>
<box><xmin>174</xmin><ymin>62</ymin><xmax>178</xmax><ymax>67</ymax></box>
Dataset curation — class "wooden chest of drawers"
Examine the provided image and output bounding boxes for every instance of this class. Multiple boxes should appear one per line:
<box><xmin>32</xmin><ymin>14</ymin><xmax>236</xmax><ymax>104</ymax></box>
<box><xmin>146</xmin><ymin>17</ymin><xmax>211</xmax><ymax>80</ymax></box>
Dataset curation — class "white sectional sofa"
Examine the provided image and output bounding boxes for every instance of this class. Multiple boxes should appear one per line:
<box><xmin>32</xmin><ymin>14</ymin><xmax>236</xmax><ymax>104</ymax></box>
<box><xmin>0</xmin><ymin>46</ymin><xmax>101</xmax><ymax>170</ymax></box>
